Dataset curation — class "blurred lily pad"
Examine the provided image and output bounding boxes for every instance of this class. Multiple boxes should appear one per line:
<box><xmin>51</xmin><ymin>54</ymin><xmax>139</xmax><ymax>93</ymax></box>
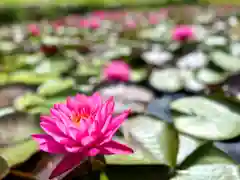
<box><xmin>149</xmin><ymin>68</ymin><xmax>183</xmax><ymax>92</ymax></box>
<box><xmin>0</xmin><ymin>156</ymin><xmax>9</xmax><ymax>179</ymax></box>
<box><xmin>122</xmin><ymin>115</ymin><xmax>178</xmax><ymax>167</ymax></box>
<box><xmin>211</xmin><ymin>51</ymin><xmax>240</xmax><ymax>72</ymax></box>
<box><xmin>14</xmin><ymin>92</ymin><xmax>45</xmax><ymax>111</ymax></box>
<box><xmin>130</xmin><ymin>68</ymin><xmax>148</xmax><ymax>82</ymax></box>
<box><xmin>35</xmin><ymin>59</ymin><xmax>73</xmax><ymax>75</ymax></box>
<box><xmin>98</xmin><ymin>84</ymin><xmax>154</xmax><ymax>113</ymax></box>
<box><xmin>9</xmin><ymin>71</ymin><xmax>58</xmax><ymax>85</ymax></box>
<box><xmin>0</xmin><ymin>73</ymin><xmax>8</xmax><ymax>85</ymax></box>
<box><xmin>0</xmin><ymin>85</ymin><xmax>33</xmax><ymax>108</ymax></box>
<box><xmin>171</xmin><ymin>96</ymin><xmax>240</xmax><ymax>140</ymax></box>
<box><xmin>172</xmin><ymin>164</ymin><xmax>240</xmax><ymax>180</ymax></box>
<box><xmin>196</xmin><ymin>68</ymin><xmax>227</xmax><ymax>85</ymax></box>
<box><xmin>204</xmin><ymin>36</ymin><xmax>227</xmax><ymax>46</ymax></box>
<box><xmin>37</xmin><ymin>78</ymin><xmax>75</xmax><ymax>97</ymax></box>
<box><xmin>0</xmin><ymin>110</ymin><xmax>42</xmax><ymax>146</ymax></box>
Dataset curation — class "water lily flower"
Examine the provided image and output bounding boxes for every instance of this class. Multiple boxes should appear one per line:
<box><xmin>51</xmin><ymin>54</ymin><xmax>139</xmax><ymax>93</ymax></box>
<box><xmin>32</xmin><ymin>93</ymin><xmax>133</xmax><ymax>179</ymax></box>
<box><xmin>28</xmin><ymin>24</ymin><xmax>40</xmax><ymax>36</ymax></box>
<box><xmin>172</xmin><ymin>25</ymin><xmax>194</xmax><ymax>42</ymax></box>
<box><xmin>103</xmin><ymin>60</ymin><xmax>130</xmax><ymax>82</ymax></box>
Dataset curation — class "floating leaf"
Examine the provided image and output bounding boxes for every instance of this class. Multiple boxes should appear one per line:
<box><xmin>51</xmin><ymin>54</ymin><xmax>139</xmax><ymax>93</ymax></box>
<box><xmin>122</xmin><ymin>115</ymin><xmax>178</xmax><ymax>167</ymax></box>
<box><xmin>171</xmin><ymin>97</ymin><xmax>240</xmax><ymax>140</ymax></box>
<box><xmin>149</xmin><ymin>68</ymin><xmax>183</xmax><ymax>92</ymax></box>
<box><xmin>197</xmin><ymin>68</ymin><xmax>227</xmax><ymax>85</ymax></box>
<box><xmin>0</xmin><ymin>85</ymin><xmax>33</xmax><ymax>108</ymax></box>
<box><xmin>0</xmin><ymin>140</ymin><xmax>39</xmax><ymax>167</ymax></box>
<box><xmin>35</xmin><ymin>59</ymin><xmax>73</xmax><ymax>75</ymax></box>
<box><xmin>14</xmin><ymin>92</ymin><xmax>45</xmax><ymax>111</ymax></box>
<box><xmin>211</xmin><ymin>51</ymin><xmax>240</xmax><ymax>72</ymax></box>
<box><xmin>131</xmin><ymin>68</ymin><xmax>148</xmax><ymax>82</ymax></box>
<box><xmin>177</xmin><ymin>134</ymin><xmax>205</xmax><ymax>165</ymax></box>
<box><xmin>181</xmin><ymin>70</ymin><xmax>205</xmax><ymax>92</ymax></box>
<box><xmin>205</xmin><ymin>36</ymin><xmax>227</xmax><ymax>46</ymax></box>
<box><xmin>98</xmin><ymin>84</ymin><xmax>154</xmax><ymax>114</ymax></box>
<box><xmin>105</xmin><ymin>138</ymin><xmax>160</xmax><ymax>165</ymax></box>
<box><xmin>9</xmin><ymin>71</ymin><xmax>58</xmax><ymax>85</ymax></box>
<box><xmin>37</xmin><ymin>78</ymin><xmax>75</xmax><ymax>97</ymax></box>
<box><xmin>0</xmin><ymin>156</ymin><xmax>9</xmax><ymax>179</ymax></box>
<box><xmin>177</xmin><ymin>51</ymin><xmax>208</xmax><ymax>70</ymax></box>
<box><xmin>172</xmin><ymin>164</ymin><xmax>240</xmax><ymax>180</ymax></box>
<box><xmin>0</xmin><ymin>110</ymin><xmax>42</xmax><ymax>145</ymax></box>
<box><xmin>0</xmin><ymin>73</ymin><xmax>8</xmax><ymax>85</ymax></box>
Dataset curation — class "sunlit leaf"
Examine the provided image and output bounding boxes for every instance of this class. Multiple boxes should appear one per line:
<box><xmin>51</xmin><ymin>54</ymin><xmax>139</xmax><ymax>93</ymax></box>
<box><xmin>171</xmin><ymin>97</ymin><xmax>240</xmax><ymax>140</ymax></box>
<box><xmin>122</xmin><ymin>115</ymin><xmax>178</xmax><ymax>167</ymax></box>
<box><xmin>211</xmin><ymin>51</ymin><xmax>240</xmax><ymax>72</ymax></box>
<box><xmin>37</xmin><ymin>78</ymin><xmax>75</xmax><ymax>97</ymax></box>
<box><xmin>197</xmin><ymin>68</ymin><xmax>227</xmax><ymax>85</ymax></box>
<box><xmin>149</xmin><ymin>68</ymin><xmax>183</xmax><ymax>92</ymax></box>
<box><xmin>172</xmin><ymin>164</ymin><xmax>240</xmax><ymax>180</ymax></box>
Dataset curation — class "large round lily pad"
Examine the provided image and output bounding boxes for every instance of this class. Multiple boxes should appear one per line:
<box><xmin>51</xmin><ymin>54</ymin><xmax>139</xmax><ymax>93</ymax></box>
<box><xmin>149</xmin><ymin>68</ymin><xmax>183</xmax><ymax>92</ymax></box>
<box><xmin>171</xmin><ymin>97</ymin><xmax>240</xmax><ymax>140</ymax></box>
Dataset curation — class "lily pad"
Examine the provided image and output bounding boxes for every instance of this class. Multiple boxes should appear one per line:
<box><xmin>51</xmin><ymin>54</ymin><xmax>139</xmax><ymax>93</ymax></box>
<box><xmin>122</xmin><ymin>115</ymin><xmax>178</xmax><ymax>167</ymax></box>
<box><xmin>196</xmin><ymin>68</ymin><xmax>226</xmax><ymax>85</ymax></box>
<box><xmin>210</xmin><ymin>51</ymin><xmax>240</xmax><ymax>72</ymax></box>
<box><xmin>0</xmin><ymin>156</ymin><xmax>9</xmax><ymax>179</ymax></box>
<box><xmin>0</xmin><ymin>110</ymin><xmax>42</xmax><ymax>146</ymax></box>
<box><xmin>105</xmin><ymin>138</ymin><xmax>160</xmax><ymax>165</ymax></box>
<box><xmin>14</xmin><ymin>92</ymin><xmax>45</xmax><ymax>111</ymax></box>
<box><xmin>0</xmin><ymin>139</ymin><xmax>39</xmax><ymax>167</ymax></box>
<box><xmin>98</xmin><ymin>84</ymin><xmax>154</xmax><ymax>113</ymax></box>
<box><xmin>34</xmin><ymin>59</ymin><xmax>73</xmax><ymax>75</ymax></box>
<box><xmin>177</xmin><ymin>134</ymin><xmax>205</xmax><ymax>165</ymax></box>
<box><xmin>37</xmin><ymin>78</ymin><xmax>75</xmax><ymax>97</ymax></box>
<box><xmin>149</xmin><ymin>68</ymin><xmax>183</xmax><ymax>92</ymax></box>
<box><xmin>204</xmin><ymin>36</ymin><xmax>227</xmax><ymax>46</ymax></box>
<box><xmin>171</xmin><ymin>96</ymin><xmax>240</xmax><ymax>140</ymax></box>
<box><xmin>0</xmin><ymin>73</ymin><xmax>8</xmax><ymax>85</ymax></box>
<box><xmin>0</xmin><ymin>85</ymin><xmax>33</xmax><ymax>108</ymax></box>
<box><xmin>131</xmin><ymin>68</ymin><xmax>148</xmax><ymax>82</ymax></box>
<box><xmin>177</xmin><ymin>51</ymin><xmax>208</xmax><ymax>70</ymax></box>
<box><xmin>172</xmin><ymin>164</ymin><xmax>240</xmax><ymax>180</ymax></box>
<box><xmin>9</xmin><ymin>71</ymin><xmax>58</xmax><ymax>85</ymax></box>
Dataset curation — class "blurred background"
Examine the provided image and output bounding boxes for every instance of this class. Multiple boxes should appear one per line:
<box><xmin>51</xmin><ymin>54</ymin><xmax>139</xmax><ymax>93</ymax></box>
<box><xmin>0</xmin><ymin>1</ymin><xmax>240</xmax><ymax>180</ymax></box>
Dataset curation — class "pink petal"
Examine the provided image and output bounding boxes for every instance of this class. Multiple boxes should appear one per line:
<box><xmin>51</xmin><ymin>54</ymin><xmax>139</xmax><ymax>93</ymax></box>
<box><xmin>87</xmin><ymin>148</ymin><xmax>100</xmax><ymax>156</ymax></box>
<box><xmin>106</xmin><ymin>110</ymin><xmax>130</xmax><ymax>136</ymax></box>
<box><xmin>32</xmin><ymin>134</ymin><xmax>67</xmax><ymax>154</ymax></box>
<box><xmin>49</xmin><ymin>153</ymin><xmax>84</xmax><ymax>179</ymax></box>
<box><xmin>65</xmin><ymin>145</ymin><xmax>83</xmax><ymax>153</ymax></box>
<box><xmin>40</xmin><ymin>122</ymin><xmax>75</xmax><ymax>146</ymax></box>
<box><xmin>99</xmin><ymin>140</ymin><xmax>134</xmax><ymax>155</ymax></box>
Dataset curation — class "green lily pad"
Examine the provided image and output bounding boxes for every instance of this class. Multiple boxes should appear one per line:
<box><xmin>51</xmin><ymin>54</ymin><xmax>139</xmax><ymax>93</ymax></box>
<box><xmin>122</xmin><ymin>115</ymin><xmax>179</xmax><ymax>167</ymax></box>
<box><xmin>105</xmin><ymin>138</ymin><xmax>160</xmax><ymax>165</ymax></box>
<box><xmin>37</xmin><ymin>78</ymin><xmax>75</xmax><ymax>97</ymax></box>
<box><xmin>177</xmin><ymin>134</ymin><xmax>205</xmax><ymax>165</ymax></box>
<box><xmin>172</xmin><ymin>164</ymin><xmax>240</xmax><ymax>180</ymax></box>
<box><xmin>35</xmin><ymin>59</ymin><xmax>73</xmax><ymax>75</ymax></box>
<box><xmin>181</xmin><ymin>70</ymin><xmax>205</xmax><ymax>92</ymax></box>
<box><xmin>204</xmin><ymin>36</ymin><xmax>227</xmax><ymax>46</ymax></box>
<box><xmin>131</xmin><ymin>68</ymin><xmax>148</xmax><ymax>82</ymax></box>
<box><xmin>0</xmin><ymin>73</ymin><xmax>8</xmax><ymax>85</ymax></box>
<box><xmin>0</xmin><ymin>156</ymin><xmax>9</xmax><ymax>179</ymax></box>
<box><xmin>210</xmin><ymin>51</ymin><xmax>240</xmax><ymax>72</ymax></box>
<box><xmin>75</xmin><ymin>63</ymin><xmax>101</xmax><ymax>77</ymax></box>
<box><xmin>196</xmin><ymin>68</ymin><xmax>227</xmax><ymax>85</ymax></box>
<box><xmin>171</xmin><ymin>97</ymin><xmax>240</xmax><ymax>140</ymax></box>
<box><xmin>180</xmin><ymin>143</ymin><xmax>236</xmax><ymax>169</ymax></box>
<box><xmin>0</xmin><ymin>139</ymin><xmax>39</xmax><ymax>167</ymax></box>
<box><xmin>0</xmin><ymin>41</ymin><xmax>17</xmax><ymax>52</ymax></box>
<box><xmin>0</xmin><ymin>110</ymin><xmax>42</xmax><ymax>145</ymax></box>
<box><xmin>149</xmin><ymin>68</ymin><xmax>183</xmax><ymax>92</ymax></box>
<box><xmin>9</xmin><ymin>71</ymin><xmax>58</xmax><ymax>85</ymax></box>
<box><xmin>14</xmin><ymin>92</ymin><xmax>45</xmax><ymax>111</ymax></box>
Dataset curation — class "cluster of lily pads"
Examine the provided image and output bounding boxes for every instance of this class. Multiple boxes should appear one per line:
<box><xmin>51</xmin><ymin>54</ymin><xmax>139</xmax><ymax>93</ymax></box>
<box><xmin>0</xmin><ymin>8</ymin><xmax>240</xmax><ymax>180</ymax></box>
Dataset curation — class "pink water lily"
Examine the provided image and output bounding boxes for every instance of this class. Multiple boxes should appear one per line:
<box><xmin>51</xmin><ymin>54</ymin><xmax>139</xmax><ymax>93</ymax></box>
<box><xmin>103</xmin><ymin>60</ymin><xmax>130</xmax><ymax>82</ymax></box>
<box><xmin>32</xmin><ymin>93</ymin><xmax>133</xmax><ymax>179</ymax></box>
<box><xmin>28</xmin><ymin>24</ymin><xmax>40</xmax><ymax>36</ymax></box>
<box><xmin>172</xmin><ymin>25</ymin><xmax>194</xmax><ymax>42</ymax></box>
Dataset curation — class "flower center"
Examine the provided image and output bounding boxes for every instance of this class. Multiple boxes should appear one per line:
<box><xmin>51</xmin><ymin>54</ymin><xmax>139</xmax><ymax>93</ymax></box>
<box><xmin>71</xmin><ymin>113</ymin><xmax>89</xmax><ymax>124</ymax></box>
